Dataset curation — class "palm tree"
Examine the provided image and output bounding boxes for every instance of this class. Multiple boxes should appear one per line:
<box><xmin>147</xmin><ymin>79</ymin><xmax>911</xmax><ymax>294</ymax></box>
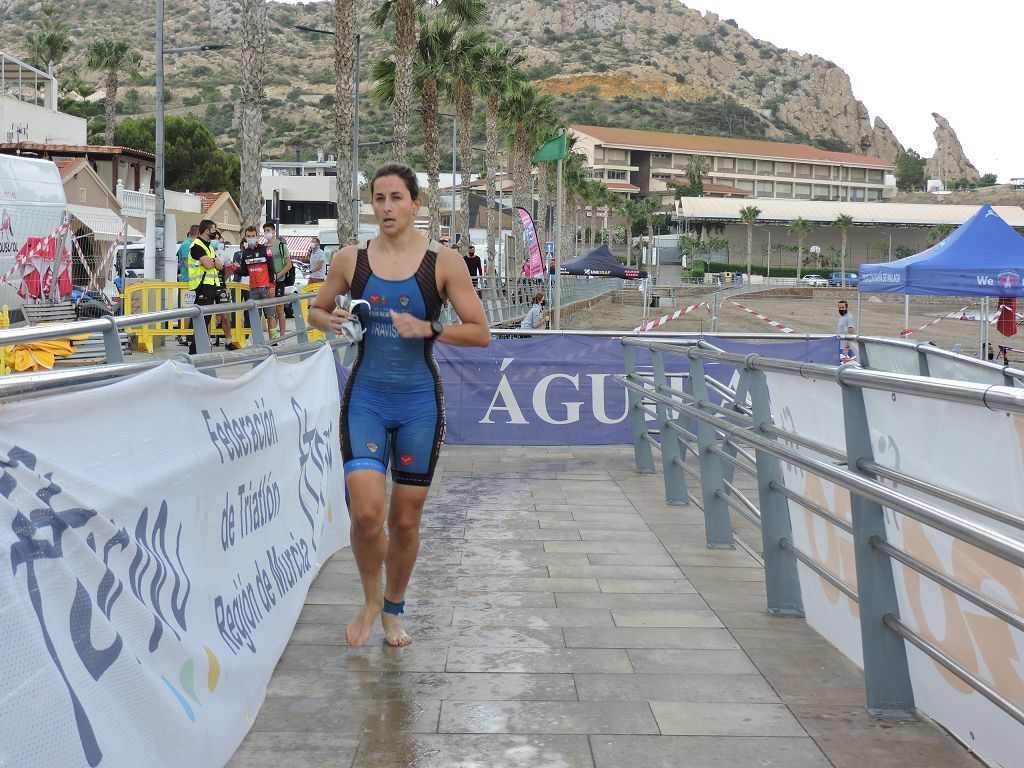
<box><xmin>86</xmin><ymin>40</ymin><xmax>141</xmax><ymax>145</ymax></box>
<box><xmin>739</xmin><ymin>205</ymin><xmax>761</xmax><ymax>279</ymax></box>
<box><xmin>684</xmin><ymin>154</ymin><xmax>710</xmax><ymax>196</ymax></box>
<box><xmin>26</xmin><ymin>6</ymin><xmax>71</xmax><ymax>72</ymax></box>
<box><xmin>372</xmin><ymin>14</ymin><xmax>458</xmax><ymax>238</ymax></box>
<box><xmin>371</xmin><ymin>0</ymin><xmax>484</xmax><ymax>164</ymax></box>
<box><xmin>833</xmin><ymin>214</ymin><xmax>854</xmax><ymax>287</ymax></box>
<box><xmin>331</xmin><ymin>0</ymin><xmax>359</xmax><ymax>244</ymax></box>
<box><xmin>637</xmin><ymin>196</ymin><xmax>660</xmax><ymax>269</ymax></box>
<box><xmin>788</xmin><ymin>217</ymin><xmax>813</xmax><ymax>279</ymax></box>
<box><xmin>239</xmin><ymin>0</ymin><xmax>267</xmax><ymax>231</ymax></box>
<box><xmin>370</xmin><ymin>1</ymin><xmax>416</xmax><ymax>162</ymax></box>
<box><xmin>498</xmin><ymin>83</ymin><xmax>555</xmax><ymax>237</ymax></box>
<box><xmin>446</xmin><ymin>28</ymin><xmax>488</xmax><ymax>253</ymax></box>
<box><xmin>476</xmin><ymin>42</ymin><xmax>524</xmax><ymax>275</ymax></box>
<box><xmin>615</xmin><ymin>197</ymin><xmax>643</xmax><ymax>267</ymax></box>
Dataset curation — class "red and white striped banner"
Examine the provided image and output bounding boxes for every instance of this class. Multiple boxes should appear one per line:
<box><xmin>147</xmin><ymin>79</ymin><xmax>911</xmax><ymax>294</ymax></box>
<box><xmin>633</xmin><ymin>301</ymin><xmax>710</xmax><ymax>333</ymax></box>
<box><xmin>901</xmin><ymin>304</ymin><xmax>971</xmax><ymax>337</ymax></box>
<box><xmin>727</xmin><ymin>299</ymin><xmax>796</xmax><ymax>334</ymax></box>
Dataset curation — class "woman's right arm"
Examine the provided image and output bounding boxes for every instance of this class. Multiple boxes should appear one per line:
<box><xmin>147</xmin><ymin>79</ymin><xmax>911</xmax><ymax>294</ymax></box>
<box><xmin>308</xmin><ymin>245</ymin><xmax>357</xmax><ymax>335</ymax></box>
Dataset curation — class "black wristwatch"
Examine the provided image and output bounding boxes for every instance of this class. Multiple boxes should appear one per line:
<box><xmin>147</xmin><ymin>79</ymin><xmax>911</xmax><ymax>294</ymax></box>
<box><xmin>430</xmin><ymin>320</ymin><xmax>444</xmax><ymax>339</ymax></box>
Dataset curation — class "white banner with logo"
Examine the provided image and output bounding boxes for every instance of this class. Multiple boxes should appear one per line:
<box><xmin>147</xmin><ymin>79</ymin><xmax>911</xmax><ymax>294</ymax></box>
<box><xmin>768</xmin><ymin>373</ymin><xmax>1024</xmax><ymax>768</ymax></box>
<box><xmin>0</xmin><ymin>347</ymin><xmax>348</xmax><ymax>768</ymax></box>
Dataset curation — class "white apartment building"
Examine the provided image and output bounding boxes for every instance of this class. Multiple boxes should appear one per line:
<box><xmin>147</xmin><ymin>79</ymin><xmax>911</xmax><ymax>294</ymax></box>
<box><xmin>0</xmin><ymin>53</ymin><xmax>86</xmax><ymax>145</ymax></box>
<box><xmin>571</xmin><ymin>125</ymin><xmax>896</xmax><ymax>206</ymax></box>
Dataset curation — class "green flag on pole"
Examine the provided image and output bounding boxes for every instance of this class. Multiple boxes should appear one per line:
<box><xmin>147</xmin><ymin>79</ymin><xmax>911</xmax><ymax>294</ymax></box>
<box><xmin>533</xmin><ymin>132</ymin><xmax>567</xmax><ymax>163</ymax></box>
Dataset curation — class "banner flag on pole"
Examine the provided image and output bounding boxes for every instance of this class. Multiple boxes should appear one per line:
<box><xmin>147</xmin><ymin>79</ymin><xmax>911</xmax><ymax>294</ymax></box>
<box><xmin>533</xmin><ymin>133</ymin><xmax>567</xmax><ymax>163</ymax></box>
<box><xmin>516</xmin><ymin>206</ymin><xmax>545</xmax><ymax>278</ymax></box>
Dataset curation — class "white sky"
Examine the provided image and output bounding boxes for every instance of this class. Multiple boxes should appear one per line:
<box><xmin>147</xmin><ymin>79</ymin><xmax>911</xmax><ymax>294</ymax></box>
<box><xmin>683</xmin><ymin>0</ymin><xmax>1022</xmax><ymax>181</ymax></box>
<box><xmin>275</xmin><ymin>0</ymin><xmax>1022</xmax><ymax>181</ymax></box>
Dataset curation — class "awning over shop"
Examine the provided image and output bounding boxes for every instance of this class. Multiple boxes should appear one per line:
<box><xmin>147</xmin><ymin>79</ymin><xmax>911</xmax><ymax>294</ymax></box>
<box><xmin>67</xmin><ymin>204</ymin><xmax>143</xmax><ymax>239</ymax></box>
<box><xmin>284</xmin><ymin>235</ymin><xmax>316</xmax><ymax>258</ymax></box>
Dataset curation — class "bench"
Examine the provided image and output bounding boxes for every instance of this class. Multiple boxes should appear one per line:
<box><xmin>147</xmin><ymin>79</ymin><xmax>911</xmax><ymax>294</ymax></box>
<box><xmin>21</xmin><ymin>301</ymin><xmax>131</xmax><ymax>364</ymax></box>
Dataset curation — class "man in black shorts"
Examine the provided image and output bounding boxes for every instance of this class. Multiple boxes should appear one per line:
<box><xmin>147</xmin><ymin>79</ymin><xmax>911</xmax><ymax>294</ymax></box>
<box><xmin>188</xmin><ymin>218</ymin><xmax>239</xmax><ymax>353</ymax></box>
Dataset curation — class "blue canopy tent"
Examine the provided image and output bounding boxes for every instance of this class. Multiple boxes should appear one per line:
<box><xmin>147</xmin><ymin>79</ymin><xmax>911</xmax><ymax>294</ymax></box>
<box><xmin>859</xmin><ymin>205</ymin><xmax>1024</xmax><ymax>355</ymax></box>
<box><xmin>859</xmin><ymin>205</ymin><xmax>1024</xmax><ymax>296</ymax></box>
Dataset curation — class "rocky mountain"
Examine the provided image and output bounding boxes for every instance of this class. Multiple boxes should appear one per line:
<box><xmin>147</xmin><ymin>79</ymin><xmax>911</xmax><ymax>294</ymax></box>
<box><xmin>0</xmin><ymin>0</ymin><xmax>980</xmax><ymax>179</ymax></box>
<box><xmin>925</xmin><ymin>113</ymin><xmax>980</xmax><ymax>182</ymax></box>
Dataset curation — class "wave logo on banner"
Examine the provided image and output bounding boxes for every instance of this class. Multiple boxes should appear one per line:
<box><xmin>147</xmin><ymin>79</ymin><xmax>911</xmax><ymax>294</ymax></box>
<box><xmin>4</xmin><ymin>445</ymin><xmax>200</xmax><ymax>767</ymax></box>
<box><xmin>516</xmin><ymin>206</ymin><xmax>544</xmax><ymax>278</ymax></box>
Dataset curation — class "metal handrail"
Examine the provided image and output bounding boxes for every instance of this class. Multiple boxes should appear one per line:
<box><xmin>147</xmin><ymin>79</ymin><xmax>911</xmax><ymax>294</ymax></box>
<box><xmin>884</xmin><ymin>614</ymin><xmax>1024</xmax><ymax>726</ymax></box>
<box><xmin>857</xmin><ymin>334</ymin><xmax>1024</xmax><ymax>384</ymax></box>
<box><xmin>616</xmin><ymin>373</ymin><xmax>1024</xmax><ymax>569</ymax></box>
<box><xmin>620</xmin><ymin>334</ymin><xmax>1024</xmax><ymax>731</ymax></box>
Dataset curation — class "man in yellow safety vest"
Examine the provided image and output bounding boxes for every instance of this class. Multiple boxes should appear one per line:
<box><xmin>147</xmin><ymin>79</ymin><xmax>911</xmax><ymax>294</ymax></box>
<box><xmin>188</xmin><ymin>218</ymin><xmax>240</xmax><ymax>354</ymax></box>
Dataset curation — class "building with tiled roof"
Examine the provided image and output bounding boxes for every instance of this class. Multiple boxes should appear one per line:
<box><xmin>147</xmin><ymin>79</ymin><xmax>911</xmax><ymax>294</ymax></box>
<box><xmin>571</xmin><ymin>125</ymin><xmax>896</xmax><ymax>206</ymax></box>
<box><xmin>0</xmin><ymin>141</ymin><xmax>155</xmax><ymax>195</ymax></box>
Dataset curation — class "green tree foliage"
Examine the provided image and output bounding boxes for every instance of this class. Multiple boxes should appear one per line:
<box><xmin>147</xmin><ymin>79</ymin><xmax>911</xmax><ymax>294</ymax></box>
<box><xmin>896</xmin><ymin>148</ymin><xmax>927</xmax><ymax>192</ymax></box>
<box><xmin>979</xmin><ymin>173</ymin><xmax>998</xmax><ymax>186</ymax></box>
<box><xmin>928</xmin><ymin>223</ymin><xmax>955</xmax><ymax>245</ymax></box>
<box><xmin>26</xmin><ymin>5</ymin><xmax>71</xmax><ymax>70</ymax></box>
<box><xmin>113</xmin><ymin>117</ymin><xmax>240</xmax><ymax>201</ymax></box>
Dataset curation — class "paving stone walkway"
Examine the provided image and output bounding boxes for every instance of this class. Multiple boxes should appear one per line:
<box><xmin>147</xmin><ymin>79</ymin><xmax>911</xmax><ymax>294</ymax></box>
<box><xmin>229</xmin><ymin>445</ymin><xmax>980</xmax><ymax>768</ymax></box>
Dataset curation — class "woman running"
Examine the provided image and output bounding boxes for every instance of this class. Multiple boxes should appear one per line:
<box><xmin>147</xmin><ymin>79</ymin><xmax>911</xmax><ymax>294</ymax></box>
<box><xmin>308</xmin><ymin>163</ymin><xmax>490</xmax><ymax>647</ymax></box>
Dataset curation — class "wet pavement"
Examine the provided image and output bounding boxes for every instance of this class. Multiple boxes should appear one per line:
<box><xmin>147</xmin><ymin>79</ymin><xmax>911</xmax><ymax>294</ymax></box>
<box><xmin>228</xmin><ymin>445</ymin><xmax>980</xmax><ymax>768</ymax></box>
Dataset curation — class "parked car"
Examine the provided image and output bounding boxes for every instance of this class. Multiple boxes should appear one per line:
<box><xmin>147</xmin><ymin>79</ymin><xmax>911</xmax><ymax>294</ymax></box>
<box><xmin>828</xmin><ymin>271</ymin><xmax>859</xmax><ymax>287</ymax></box>
<box><xmin>801</xmin><ymin>274</ymin><xmax>828</xmax><ymax>287</ymax></box>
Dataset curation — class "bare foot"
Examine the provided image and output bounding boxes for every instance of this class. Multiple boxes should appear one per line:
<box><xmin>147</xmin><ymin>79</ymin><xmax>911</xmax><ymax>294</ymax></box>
<box><xmin>346</xmin><ymin>602</ymin><xmax>381</xmax><ymax>647</ymax></box>
<box><xmin>381</xmin><ymin>611</ymin><xmax>412</xmax><ymax>647</ymax></box>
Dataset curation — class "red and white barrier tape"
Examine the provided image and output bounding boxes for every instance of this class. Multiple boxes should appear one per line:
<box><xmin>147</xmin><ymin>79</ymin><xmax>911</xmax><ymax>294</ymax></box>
<box><xmin>901</xmin><ymin>304</ymin><xmax>971</xmax><ymax>337</ymax></box>
<box><xmin>726</xmin><ymin>299</ymin><xmax>796</xmax><ymax>334</ymax></box>
<box><xmin>633</xmin><ymin>301</ymin><xmax>710</xmax><ymax>333</ymax></box>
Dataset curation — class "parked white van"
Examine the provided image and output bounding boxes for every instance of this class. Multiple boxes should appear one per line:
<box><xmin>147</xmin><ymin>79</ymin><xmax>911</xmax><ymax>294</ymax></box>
<box><xmin>0</xmin><ymin>155</ymin><xmax>68</xmax><ymax>311</ymax></box>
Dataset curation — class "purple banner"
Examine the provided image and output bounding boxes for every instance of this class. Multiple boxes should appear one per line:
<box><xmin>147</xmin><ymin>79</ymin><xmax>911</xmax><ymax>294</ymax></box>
<box><xmin>517</xmin><ymin>207</ymin><xmax>544</xmax><ymax>278</ymax></box>
<box><xmin>431</xmin><ymin>335</ymin><xmax>840</xmax><ymax>445</ymax></box>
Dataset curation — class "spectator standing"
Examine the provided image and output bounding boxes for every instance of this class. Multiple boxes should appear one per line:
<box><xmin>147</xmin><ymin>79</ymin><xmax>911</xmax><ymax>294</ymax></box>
<box><xmin>520</xmin><ymin>291</ymin><xmax>549</xmax><ymax>330</ymax></box>
<box><xmin>463</xmin><ymin>243</ymin><xmax>482</xmax><ymax>294</ymax></box>
<box><xmin>836</xmin><ymin>300</ymin><xmax>855</xmax><ymax>359</ymax></box>
<box><xmin>307</xmin><ymin>237</ymin><xmax>328</xmax><ymax>285</ymax></box>
<box><xmin>188</xmin><ymin>218</ymin><xmax>240</xmax><ymax>353</ymax></box>
<box><xmin>263</xmin><ymin>222</ymin><xmax>292</xmax><ymax>340</ymax></box>
<box><xmin>236</xmin><ymin>225</ymin><xmax>277</xmax><ymax>337</ymax></box>
<box><xmin>176</xmin><ymin>224</ymin><xmax>200</xmax><ymax>345</ymax></box>
<box><xmin>547</xmin><ymin>256</ymin><xmax>556</xmax><ymax>285</ymax></box>
<box><xmin>178</xmin><ymin>224</ymin><xmax>199</xmax><ymax>283</ymax></box>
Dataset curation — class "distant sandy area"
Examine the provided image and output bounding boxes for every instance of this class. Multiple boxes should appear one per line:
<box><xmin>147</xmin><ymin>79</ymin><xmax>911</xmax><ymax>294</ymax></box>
<box><xmin>561</xmin><ymin>287</ymin><xmax>1021</xmax><ymax>363</ymax></box>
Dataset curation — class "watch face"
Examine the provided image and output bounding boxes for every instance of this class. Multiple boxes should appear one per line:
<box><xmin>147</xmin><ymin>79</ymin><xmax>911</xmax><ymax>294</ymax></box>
<box><xmin>431</xmin><ymin>320</ymin><xmax>443</xmax><ymax>338</ymax></box>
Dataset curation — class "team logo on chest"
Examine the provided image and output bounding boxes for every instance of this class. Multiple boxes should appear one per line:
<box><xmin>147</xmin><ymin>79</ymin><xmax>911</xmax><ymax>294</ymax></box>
<box><xmin>399</xmin><ymin>295</ymin><xmax>410</xmax><ymax>307</ymax></box>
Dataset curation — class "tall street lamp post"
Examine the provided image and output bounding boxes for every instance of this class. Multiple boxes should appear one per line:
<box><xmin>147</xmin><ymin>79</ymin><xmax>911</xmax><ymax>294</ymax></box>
<box><xmin>154</xmin><ymin>0</ymin><xmax>226</xmax><ymax>279</ymax></box>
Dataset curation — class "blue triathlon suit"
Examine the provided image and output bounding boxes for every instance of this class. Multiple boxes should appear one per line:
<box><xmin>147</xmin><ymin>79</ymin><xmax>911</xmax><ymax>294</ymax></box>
<box><xmin>341</xmin><ymin>241</ymin><xmax>445</xmax><ymax>486</ymax></box>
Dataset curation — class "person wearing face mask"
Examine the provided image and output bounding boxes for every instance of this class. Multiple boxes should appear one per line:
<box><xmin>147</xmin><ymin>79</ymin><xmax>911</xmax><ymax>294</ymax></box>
<box><xmin>263</xmin><ymin>222</ymin><xmax>292</xmax><ymax>340</ymax></box>
<box><xmin>236</xmin><ymin>225</ymin><xmax>277</xmax><ymax>337</ymax></box>
<box><xmin>188</xmin><ymin>219</ymin><xmax>240</xmax><ymax>353</ymax></box>
<box><xmin>520</xmin><ymin>291</ymin><xmax>549</xmax><ymax>330</ymax></box>
<box><xmin>837</xmin><ymin>300</ymin><xmax>855</xmax><ymax>359</ymax></box>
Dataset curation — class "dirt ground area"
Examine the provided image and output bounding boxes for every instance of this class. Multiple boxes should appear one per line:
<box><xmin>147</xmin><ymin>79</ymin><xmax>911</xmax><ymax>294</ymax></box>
<box><xmin>562</xmin><ymin>287</ymin><xmax>1023</xmax><ymax>364</ymax></box>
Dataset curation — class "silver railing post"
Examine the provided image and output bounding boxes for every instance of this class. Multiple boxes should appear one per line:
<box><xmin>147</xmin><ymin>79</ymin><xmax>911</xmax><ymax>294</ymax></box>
<box><xmin>745</xmin><ymin>366</ymin><xmax>804</xmax><ymax>617</ymax></box>
<box><xmin>688</xmin><ymin>355</ymin><xmax>734</xmax><ymax>549</ymax></box>
<box><xmin>246</xmin><ymin>299</ymin><xmax>266</xmax><ymax>346</ymax></box>
<box><xmin>651</xmin><ymin>348</ymin><xmax>689</xmax><ymax>505</ymax></box>
<box><xmin>101</xmin><ymin>315</ymin><xmax>125</xmax><ymax>364</ymax></box>
<box><xmin>840</xmin><ymin>372</ymin><xmax>916</xmax><ymax>720</ymax></box>
<box><xmin>291</xmin><ymin>295</ymin><xmax>310</xmax><ymax>344</ymax></box>
<box><xmin>191</xmin><ymin>305</ymin><xmax>212</xmax><ymax>355</ymax></box>
<box><xmin>624</xmin><ymin>345</ymin><xmax>656</xmax><ymax>474</ymax></box>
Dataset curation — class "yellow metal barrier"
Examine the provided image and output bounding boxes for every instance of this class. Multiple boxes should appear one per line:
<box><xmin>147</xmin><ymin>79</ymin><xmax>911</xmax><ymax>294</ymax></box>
<box><xmin>123</xmin><ymin>282</ymin><xmax>249</xmax><ymax>353</ymax></box>
<box><xmin>301</xmin><ymin>283</ymin><xmax>325</xmax><ymax>342</ymax></box>
<box><xmin>0</xmin><ymin>305</ymin><xmax>9</xmax><ymax>375</ymax></box>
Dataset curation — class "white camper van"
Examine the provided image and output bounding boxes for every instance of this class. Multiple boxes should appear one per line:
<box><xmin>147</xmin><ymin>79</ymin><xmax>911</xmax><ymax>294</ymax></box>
<box><xmin>0</xmin><ymin>155</ymin><xmax>68</xmax><ymax>311</ymax></box>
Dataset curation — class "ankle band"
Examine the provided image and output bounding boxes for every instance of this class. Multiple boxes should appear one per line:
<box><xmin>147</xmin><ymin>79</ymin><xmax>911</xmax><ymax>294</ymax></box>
<box><xmin>382</xmin><ymin>597</ymin><xmax>405</xmax><ymax>615</ymax></box>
